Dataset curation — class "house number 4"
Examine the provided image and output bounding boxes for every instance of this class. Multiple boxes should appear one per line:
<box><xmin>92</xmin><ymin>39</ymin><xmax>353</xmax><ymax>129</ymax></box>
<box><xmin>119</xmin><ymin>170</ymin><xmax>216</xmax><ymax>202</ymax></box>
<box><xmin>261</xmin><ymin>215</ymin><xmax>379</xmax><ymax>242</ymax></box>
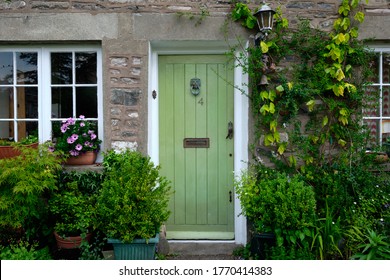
<box><xmin>198</xmin><ymin>98</ymin><xmax>204</xmax><ymax>106</ymax></box>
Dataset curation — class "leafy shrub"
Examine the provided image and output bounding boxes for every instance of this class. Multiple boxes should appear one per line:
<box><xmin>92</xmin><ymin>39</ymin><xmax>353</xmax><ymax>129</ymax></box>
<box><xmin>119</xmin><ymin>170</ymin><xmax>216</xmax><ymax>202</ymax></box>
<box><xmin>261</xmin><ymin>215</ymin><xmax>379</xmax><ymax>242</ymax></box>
<box><xmin>0</xmin><ymin>143</ymin><xmax>64</xmax><ymax>240</ymax></box>
<box><xmin>0</xmin><ymin>241</ymin><xmax>52</xmax><ymax>260</ymax></box>
<box><xmin>236</xmin><ymin>164</ymin><xmax>316</xmax><ymax>257</ymax></box>
<box><xmin>97</xmin><ymin>149</ymin><xmax>172</xmax><ymax>243</ymax></box>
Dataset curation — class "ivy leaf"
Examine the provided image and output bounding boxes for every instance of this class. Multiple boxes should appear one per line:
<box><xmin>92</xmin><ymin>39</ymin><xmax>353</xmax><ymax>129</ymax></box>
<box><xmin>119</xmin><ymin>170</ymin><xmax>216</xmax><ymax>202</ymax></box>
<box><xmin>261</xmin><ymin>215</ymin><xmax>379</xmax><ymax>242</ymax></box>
<box><xmin>269</xmin><ymin>102</ymin><xmax>275</xmax><ymax>114</ymax></box>
<box><xmin>260</xmin><ymin>41</ymin><xmax>269</xmax><ymax>53</ymax></box>
<box><xmin>322</xmin><ymin>116</ymin><xmax>329</xmax><ymax>127</ymax></box>
<box><xmin>289</xmin><ymin>155</ymin><xmax>297</xmax><ymax>167</ymax></box>
<box><xmin>260</xmin><ymin>104</ymin><xmax>269</xmax><ymax>115</ymax></box>
<box><xmin>338</xmin><ymin>139</ymin><xmax>347</xmax><ymax>147</ymax></box>
<box><xmin>260</xmin><ymin>90</ymin><xmax>269</xmax><ymax>101</ymax></box>
<box><xmin>276</xmin><ymin>85</ymin><xmax>285</xmax><ymax>93</ymax></box>
<box><xmin>270</xmin><ymin>120</ymin><xmax>277</xmax><ymax>133</ymax></box>
<box><xmin>268</xmin><ymin>90</ymin><xmax>276</xmax><ymax>101</ymax></box>
<box><xmin>354</xmin><ymin>12</ymin><xmax>365</xmax><ymax>23</ymax></box>
<box><xmin>264</xmin><ymin>133</ymin><xmax>274</xmax><ymax>146</ymax></box>
<box><xmin>277</xmin><ymin>143</ymin><xmax>286</xmax><ymax>155</ymax></box>
<box><xmin>333</xmin><ymin>84</ymin><xmax>344</xmax><ymax>96</ymax></box>
<box><xmin>335</xmin><ymin>68</ymin><xmax>345</xmax><ymax>81</ymax></box>
<box><xmin>306</xmin><ymin>100</ymin><xmax>315</xmax><ymax>112</ymax></box>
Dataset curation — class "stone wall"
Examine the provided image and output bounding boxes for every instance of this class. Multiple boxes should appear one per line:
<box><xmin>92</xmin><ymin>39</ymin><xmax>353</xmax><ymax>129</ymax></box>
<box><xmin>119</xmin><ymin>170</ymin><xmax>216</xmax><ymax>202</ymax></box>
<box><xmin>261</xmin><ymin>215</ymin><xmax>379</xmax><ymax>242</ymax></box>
<box><xmin>0</xmin><ymin>0</ymin><xmax>389</xmax><ymax>154</ymax></box>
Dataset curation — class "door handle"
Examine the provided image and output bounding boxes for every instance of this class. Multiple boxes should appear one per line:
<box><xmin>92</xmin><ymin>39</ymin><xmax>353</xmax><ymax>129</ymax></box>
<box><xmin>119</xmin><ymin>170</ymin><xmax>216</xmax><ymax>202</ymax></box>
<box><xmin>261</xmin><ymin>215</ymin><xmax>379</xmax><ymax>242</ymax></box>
<box><xmin>226</xmin><ymin>121</ymin><xmax>233</xmax><ymax>139</ymax></box>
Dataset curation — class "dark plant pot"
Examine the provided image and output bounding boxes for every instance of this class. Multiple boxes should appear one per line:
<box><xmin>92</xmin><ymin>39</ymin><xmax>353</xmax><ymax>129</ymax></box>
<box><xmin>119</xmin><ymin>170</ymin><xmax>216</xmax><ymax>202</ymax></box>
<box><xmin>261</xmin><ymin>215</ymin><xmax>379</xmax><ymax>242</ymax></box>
<box><xmin>107</xmin><ymin>234</ymin><xmax>159</xmax><ymax>260</ymax></box>
<box><xmin>250</xmin><ymin>232</ymin><xmax>276</xmax><ymax>260</ymax></box>
<box><xmin>54</xmin><ymin>231</ymin><xmax>92</xmax><ymax>249</ymax></box>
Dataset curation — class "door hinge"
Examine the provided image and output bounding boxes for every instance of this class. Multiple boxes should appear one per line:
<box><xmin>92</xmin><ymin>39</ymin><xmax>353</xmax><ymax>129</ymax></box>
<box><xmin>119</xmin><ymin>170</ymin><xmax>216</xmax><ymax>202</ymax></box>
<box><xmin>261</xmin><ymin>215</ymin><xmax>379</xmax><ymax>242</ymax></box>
<box><xmin>229</xmin><ymin>191</ymin><xmax>233</xmax><ymax>203</ymax></box>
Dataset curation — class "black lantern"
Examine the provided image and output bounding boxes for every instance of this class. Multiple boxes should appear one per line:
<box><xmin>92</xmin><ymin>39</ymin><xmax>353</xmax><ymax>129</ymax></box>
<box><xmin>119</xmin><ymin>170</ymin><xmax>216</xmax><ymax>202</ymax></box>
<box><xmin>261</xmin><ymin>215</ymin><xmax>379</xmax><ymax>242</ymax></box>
<box><xmin>253</xmin><ymin>3</ymin><xmax>275</xmax><ymax>35</ymax></box>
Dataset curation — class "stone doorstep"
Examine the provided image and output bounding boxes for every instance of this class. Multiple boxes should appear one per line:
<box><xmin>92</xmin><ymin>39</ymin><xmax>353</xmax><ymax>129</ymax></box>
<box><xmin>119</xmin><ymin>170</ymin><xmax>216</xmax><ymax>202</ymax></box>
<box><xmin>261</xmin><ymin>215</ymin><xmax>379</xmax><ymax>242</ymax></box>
<box><xmin>102</xmin><ymin>242</ymin><xmax>241</xmax><ymax>260</ymax></box>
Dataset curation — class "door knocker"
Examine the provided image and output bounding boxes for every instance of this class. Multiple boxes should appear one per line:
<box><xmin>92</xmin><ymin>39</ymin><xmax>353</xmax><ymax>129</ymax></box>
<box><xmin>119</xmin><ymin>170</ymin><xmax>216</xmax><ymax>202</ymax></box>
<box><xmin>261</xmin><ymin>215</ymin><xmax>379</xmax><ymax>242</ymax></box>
<box><xmin>190</xmin><ymin>78</ymin><xmax>201</xmax><ymax>96</ymax></box>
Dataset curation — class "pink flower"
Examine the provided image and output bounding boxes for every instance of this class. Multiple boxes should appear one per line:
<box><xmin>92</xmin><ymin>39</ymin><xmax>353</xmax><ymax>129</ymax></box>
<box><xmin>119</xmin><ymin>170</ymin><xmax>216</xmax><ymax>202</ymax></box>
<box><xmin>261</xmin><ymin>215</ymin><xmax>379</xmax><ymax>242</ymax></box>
<box><xmin>75</xmin><ymin>144</ymin><xmax>83</xmax><ymax>151</ymax></box>
<box><xmin>71</xmin><ymin>134</ymin><xmax>79</xmax><ymax>141</ymax></box>
<box><xmin>67</xmin><ymin>137</ymin><xmax>75</xmax><ymax>144</ymax></box>
<box><xmin>61</xmin><ymin>124</ymin><xmax>68</xmax><ymax>133</ymax></box>
<box><xmin>90</xmin><ymin>133</ymin><xmax>97</xmax><ymax>140</ymax></box>
<box><xmin>80</xmin><ymin>122</ymin><xmax>85</xmax><ymax>127</ymax></box>
<box><xmin>70</xmin><ymin>150</ymin><xmax>79</xmax><ymax>156</ymax></box>
<box><xmin>79</xmin><ymin>115</ymin><xmax>85</xmax><ymax>119</ymax></box>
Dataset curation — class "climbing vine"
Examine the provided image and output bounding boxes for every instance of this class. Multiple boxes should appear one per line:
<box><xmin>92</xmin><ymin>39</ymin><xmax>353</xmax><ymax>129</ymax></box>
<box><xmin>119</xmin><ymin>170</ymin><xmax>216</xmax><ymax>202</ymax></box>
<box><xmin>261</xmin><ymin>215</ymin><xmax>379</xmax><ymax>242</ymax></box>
<box><xmin>230</xmin><ymin>0</ymin><xmax>374</xmax><ymax>169</ymax></box>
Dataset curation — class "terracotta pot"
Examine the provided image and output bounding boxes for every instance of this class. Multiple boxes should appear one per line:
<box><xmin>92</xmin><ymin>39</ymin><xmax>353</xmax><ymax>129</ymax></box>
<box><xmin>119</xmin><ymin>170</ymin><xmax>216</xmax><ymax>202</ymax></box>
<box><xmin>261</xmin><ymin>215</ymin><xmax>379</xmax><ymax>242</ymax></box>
<box><xmin>65</xmin><ymin>151</ymin><xmax>97</xmax><ymax>165</ymax></box>
<box><xmin>54</xmin><ymin>231</ymin><xmax>92</xmax><ymax>249</ymax></box>
<box><xmin>0</xmin><ymin>143</ymin><xmax>39</xmax><ymax>159</ymax></box>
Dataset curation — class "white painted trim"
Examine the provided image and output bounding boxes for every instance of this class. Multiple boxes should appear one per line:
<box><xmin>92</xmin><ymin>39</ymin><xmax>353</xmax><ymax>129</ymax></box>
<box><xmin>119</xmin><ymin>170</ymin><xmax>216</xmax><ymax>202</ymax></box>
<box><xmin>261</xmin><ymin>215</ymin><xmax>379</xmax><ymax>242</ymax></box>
<box><xmin>148</xmin><ymin>41</ymin><xmax>249</xmax><ymax>245</ymax></box>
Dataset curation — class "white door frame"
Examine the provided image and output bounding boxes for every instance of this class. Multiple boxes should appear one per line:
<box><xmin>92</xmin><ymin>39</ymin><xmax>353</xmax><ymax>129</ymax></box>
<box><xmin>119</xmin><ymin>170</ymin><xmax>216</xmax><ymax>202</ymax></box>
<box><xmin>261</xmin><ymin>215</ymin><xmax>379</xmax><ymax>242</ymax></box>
<box><xmin>147</xmin><ymin>41</ymin><xmax>249</xmax><ymax>245</ymax></box>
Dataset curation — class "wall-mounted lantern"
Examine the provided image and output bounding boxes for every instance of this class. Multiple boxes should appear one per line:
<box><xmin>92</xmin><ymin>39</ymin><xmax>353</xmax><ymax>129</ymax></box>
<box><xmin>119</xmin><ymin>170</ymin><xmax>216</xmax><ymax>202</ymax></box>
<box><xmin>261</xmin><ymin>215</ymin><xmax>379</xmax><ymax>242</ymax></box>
<box><xmin>253</xmin><ymin>3</ymin><xmax>276</xmax><ymax>43</ymax></box>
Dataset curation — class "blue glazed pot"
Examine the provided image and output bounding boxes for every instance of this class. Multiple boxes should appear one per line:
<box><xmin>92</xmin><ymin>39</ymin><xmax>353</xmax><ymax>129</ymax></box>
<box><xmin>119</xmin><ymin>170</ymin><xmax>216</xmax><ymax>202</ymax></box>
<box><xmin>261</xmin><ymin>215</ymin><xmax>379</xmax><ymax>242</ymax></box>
<box><xmin>107</xmin><ymin>234</ymin><xmax>159</xmax><ymax>260</ymax></box>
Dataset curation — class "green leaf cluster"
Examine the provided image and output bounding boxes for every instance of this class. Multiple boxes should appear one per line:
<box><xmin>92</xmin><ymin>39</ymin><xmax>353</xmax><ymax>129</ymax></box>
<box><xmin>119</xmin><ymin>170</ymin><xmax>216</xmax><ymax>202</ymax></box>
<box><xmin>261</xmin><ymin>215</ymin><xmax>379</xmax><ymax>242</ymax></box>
<box><xmin>97</xmin><ymin>149</ymin><xmax>172</xmax><ymax>243</ymax></box>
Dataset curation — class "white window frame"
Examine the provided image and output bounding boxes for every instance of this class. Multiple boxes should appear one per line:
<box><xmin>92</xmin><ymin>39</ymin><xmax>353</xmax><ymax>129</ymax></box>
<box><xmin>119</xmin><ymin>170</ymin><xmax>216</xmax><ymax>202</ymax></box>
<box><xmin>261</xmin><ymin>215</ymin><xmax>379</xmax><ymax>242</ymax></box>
<box><xmin>363</xmin><ymin>46</ymin><xmax>390</xmax><ymax>145</ymax></box>
<box><xmin>0</xmin><ymin>45</ymin><xmax>103</xmax><ymax>149</ymax></box>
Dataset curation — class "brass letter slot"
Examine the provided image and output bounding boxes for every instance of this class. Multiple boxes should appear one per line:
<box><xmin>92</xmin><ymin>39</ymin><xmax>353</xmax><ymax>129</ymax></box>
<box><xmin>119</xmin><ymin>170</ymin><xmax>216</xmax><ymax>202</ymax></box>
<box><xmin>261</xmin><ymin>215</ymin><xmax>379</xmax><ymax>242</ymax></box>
<box><xmin>183</xmin><ymin>138</ymin><xmax>210</xmax><ymax>148</ymax></box>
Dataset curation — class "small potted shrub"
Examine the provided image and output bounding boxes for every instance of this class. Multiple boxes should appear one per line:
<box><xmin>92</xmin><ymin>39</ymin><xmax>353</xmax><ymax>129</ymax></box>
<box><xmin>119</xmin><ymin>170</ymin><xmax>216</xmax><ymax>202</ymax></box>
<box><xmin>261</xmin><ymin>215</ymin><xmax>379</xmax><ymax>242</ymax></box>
<box><xmin>49</xmin><ymin>173</ymin><xmax>98</xmax><ymax>249</ymax></box>
<box><xmin>235</xmin><ymin>164</ymin><xmax>317</xmax><ymax>259</ymax></box>
<box><xmin>96</xmin><ymin>149</ymin><xmax>171</xmax><ymax>260</ymax></box>
<box><xmin>50</xmin><ymin>115</ymin><xmax>101</xmax><ymax>165</ymax></box>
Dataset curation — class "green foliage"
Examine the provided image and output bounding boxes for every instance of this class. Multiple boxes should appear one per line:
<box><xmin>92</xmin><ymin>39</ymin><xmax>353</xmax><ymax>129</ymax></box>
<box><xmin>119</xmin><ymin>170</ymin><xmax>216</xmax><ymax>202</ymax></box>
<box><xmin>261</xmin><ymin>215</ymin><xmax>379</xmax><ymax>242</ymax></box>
<box><xmin>235</xmin><ymin>164</ymin><xmax>316</xmax><ymax>258</ymax></box>
<box><xmin>97</xmin><ymin>149</ymin><xmax>172</xmax><ymax>243</ymax></box>
<box><xmin>352</xmin><ymin>229</ymin><xmax>390</xmax><ymax>260</ymax></box>
<box><xmin>0</xmin><ymin>241</ymin><xmax>52</xmax><ymax>260</ymax></box>
<box><xmin>0</xmin><ymin>143</ymin><xmax>64</xmax><ymax>240</ymax></box>
<box><xmin>236</xmin><ymin>165</ymin><xmax>316</xmax><ymax>234</ymax></box>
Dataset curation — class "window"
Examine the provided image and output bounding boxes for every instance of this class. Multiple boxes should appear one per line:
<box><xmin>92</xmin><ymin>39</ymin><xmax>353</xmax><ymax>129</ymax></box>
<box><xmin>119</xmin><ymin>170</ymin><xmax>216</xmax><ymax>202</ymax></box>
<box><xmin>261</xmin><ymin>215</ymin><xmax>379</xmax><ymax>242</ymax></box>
<box><xmin>0</xmin><ymin>46</ymin><xmax>102</xmax><ymax>144</ymax></box>
<box><xmin>363</xmin><ymin>48</ymin><xmax>390</xmax><ymax>146</ymax></box>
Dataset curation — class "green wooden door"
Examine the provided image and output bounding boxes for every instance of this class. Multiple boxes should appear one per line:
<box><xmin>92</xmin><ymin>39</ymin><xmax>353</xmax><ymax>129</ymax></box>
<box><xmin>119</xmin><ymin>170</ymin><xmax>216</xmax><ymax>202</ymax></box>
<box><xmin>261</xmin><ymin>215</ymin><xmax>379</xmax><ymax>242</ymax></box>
<box><xmin>159</xmin><ymin>55</ymin><xmax>234</xmax><ymax>239</ymax></box>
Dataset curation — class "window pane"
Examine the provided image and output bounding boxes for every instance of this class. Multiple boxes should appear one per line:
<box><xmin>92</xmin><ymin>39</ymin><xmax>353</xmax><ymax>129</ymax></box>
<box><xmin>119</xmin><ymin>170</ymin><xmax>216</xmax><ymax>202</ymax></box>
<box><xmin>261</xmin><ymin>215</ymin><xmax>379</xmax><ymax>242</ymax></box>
<box><xmin>16</xmin><ymin>52</ymin><xmax>38</xmax><ymax>85</ymax></box>
<box><xmin>0</xmin><ymin>87</ymin><xmax>12</xmax><ymax>119</ymax></box>
<box><xmin>382</xmin><ymin>53</ymin><xmax>390</xmax><ymax>84</ymax></box>
<box><xmin>16</xmin><ymin>121</ymin><xmax>38</xmax><ymax>141</ymax></box>
<box><xmin>369</xmin><ymin>53</ymin><xmax>380</xmax><ymax>84</ymax></box>
<box><xmin>0</xmin><ymin>121</ymin><xmax>11</xmax><ymax>139</ymax></box>
<box><xmin>383</xmin><ymin>86</ymin><xmax>390</xmax><ymax>117</ymax></box>
<box><xmin>364</xmin><ymin>119</ymin><xmax>380</xmax><ymax>147</ymax></box>
<box><xmin>363</xmin><ymin>86</ymin><xmax>380</xmax><ymax>117</ymax></box>
<box><xmin>51</xmin><ymin>53</ymin><xmax>72</xmax><ymax>84</ymax></box>
<box><xmin>16</xmin><ymin>87</ymin><xmax>38</xmax><ymax>119</ymax></box>
<box><xmin>51</xmin><ymin>87</ymin><xmax>73</xmax><ymax>118</ymax></box>
<box><xmin>76</xmin><ymin>52</ymin><xmax>97</xmax><ymax>84</ymax></box>
<box><xmin>0</xmin><ymin>52</ymin><xmax>13</xmax><ymax>84</ymax></box>
<box><xmin>76</xmin><ymin>87</ymin><xmax>97</xmax><ymax>118</ymax></box>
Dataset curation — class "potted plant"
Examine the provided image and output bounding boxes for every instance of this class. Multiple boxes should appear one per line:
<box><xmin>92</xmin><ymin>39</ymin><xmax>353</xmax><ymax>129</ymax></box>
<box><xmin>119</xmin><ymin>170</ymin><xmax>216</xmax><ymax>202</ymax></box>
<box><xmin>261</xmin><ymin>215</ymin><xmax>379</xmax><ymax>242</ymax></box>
<box><xmin>49</xmin><ymin>174</ymin><xmax>97</xmax><ymax>249</ymax></box>
<box><xmin>96</xmin><ymin>149</ymin><xmax>171</xmax><ymax>260</ymax></box>
<box><xmin>50</xmin><ymin>115</ymin><xmax>101</xmax><ymax>165</ymax></box>
<box><xmin>0</xmin><ymin>135</ymin><xmax>39</xmax><ymax>159</ymax></box>
<box><xmin>235</xmin><ymin>164</ymin><xmax>317</xmax><ymax>259</ymax></box>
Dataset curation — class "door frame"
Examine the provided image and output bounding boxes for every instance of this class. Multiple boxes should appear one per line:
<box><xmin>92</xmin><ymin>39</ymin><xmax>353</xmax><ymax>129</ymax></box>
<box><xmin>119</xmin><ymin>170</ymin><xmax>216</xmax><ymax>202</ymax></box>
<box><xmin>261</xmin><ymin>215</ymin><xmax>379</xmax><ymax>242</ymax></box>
<box><xmin>147</xmin><ymin>40</ymin><xmax>249</xmax><ymax>245</ymax></box>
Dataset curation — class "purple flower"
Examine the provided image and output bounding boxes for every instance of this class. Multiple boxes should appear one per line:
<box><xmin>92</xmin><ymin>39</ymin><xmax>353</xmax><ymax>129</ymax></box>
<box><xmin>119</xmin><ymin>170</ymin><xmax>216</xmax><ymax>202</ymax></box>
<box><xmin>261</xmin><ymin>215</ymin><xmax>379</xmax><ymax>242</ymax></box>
<box><xmin>67</xmin><ymin>137</ymin><xmax>75</xmax><ymax>144</ymax></box>
<box><xmin>70</xmin><ymin>150</ymin><xmax>79</xmax><ymax>156</ymax></box>
<box><xmin>71</xmin><ymin>134</ymin><xmax>79</xmax><ymax>141</ymax></box>
<box><xmin>67</xmin><ymin>117</ymin><xmax>76</xmax><ymax>125</ymax></box>
<box><xmin>75</xmin><ymin>144</ymin><xmax>83</xmax><ymax>151</ymax></box>
<box><xmin>48</xmin><ymin>146</ymin><xmax>55</xmax><ymax>152</ymax></box>
<box><xmin>79</xmin><ymin>115</ymin><xmax>85</xmax><ymax>119</ymax></box>
<box><xmin>80</xmin><ymin>122</ymin><xmax>85</xmax><ymax>127</ymax></box>
<box><xmin>61</xmin><ymin>125</ymin><xmax>68</xmax><ymax>133</ymax></box>
<box><xmin>90</xmin><ymin>133</ymin><xmax>97</xmax><ymax>140</ymax></box>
